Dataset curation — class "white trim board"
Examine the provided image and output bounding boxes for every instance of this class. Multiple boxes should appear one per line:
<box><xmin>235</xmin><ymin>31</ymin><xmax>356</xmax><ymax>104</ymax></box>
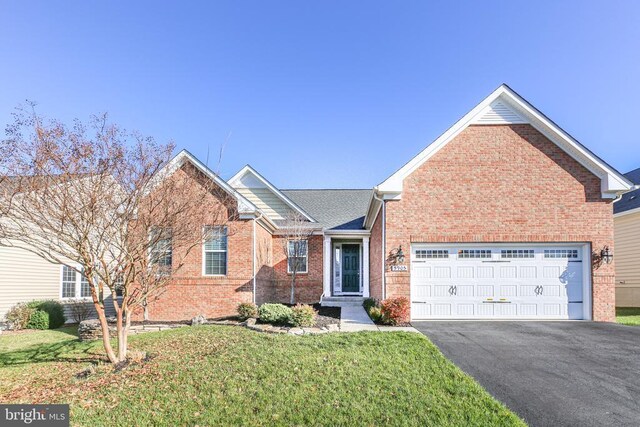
<box><xmin>376</xmin><ymin>84</ymin><xmax>633</xmax><ymax>199</ymax></box>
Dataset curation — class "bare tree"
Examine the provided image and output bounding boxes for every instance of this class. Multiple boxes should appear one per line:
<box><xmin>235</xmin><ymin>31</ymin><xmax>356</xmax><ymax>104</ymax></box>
<box><xmin>0</xmin><ymin>105</ymin><xmax>234</xmax><ymax>364</ymax></box>
<box><xmin>280</xmin><ymin>212</ymin><xmax>314</xmax><ymax>304</ymax></box>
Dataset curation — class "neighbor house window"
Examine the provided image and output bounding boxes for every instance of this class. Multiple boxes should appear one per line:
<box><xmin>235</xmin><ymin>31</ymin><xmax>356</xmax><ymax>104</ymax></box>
<box><xmin>149</xmin><ymin>228</ymin><xmax>172</xmax><ymax>273</ymax></box>
<box><xmin>61</xmin><ymin>266</ymin><xmax>92</xmax><ymax>299</ymax></box>
<box><xmin>204</xmin><ymin>226</ymin><xmax>228</xmax><ymax>275</ymax></box>
<box><xmin>287</xmin><ymin>240</ymin><xmax>308</xmax><ymax>273</ymax></box>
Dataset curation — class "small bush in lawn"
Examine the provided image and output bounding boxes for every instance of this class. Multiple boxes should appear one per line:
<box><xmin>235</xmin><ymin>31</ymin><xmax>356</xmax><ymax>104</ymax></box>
<box><xmin>258</xmin><ymin>303</ymin><xmax>293</xmax><ymax>325</ymax></box>
<box><xmin>27</xmin><ymin>310</ymin><xmax>50</xmax><ymax>330</ymax></box>
<box><xmin>68</xmin><ymin>299</ymin><xmax>93</xmax><ymax>323</ymax></box>
<box><xmin>27</xmin><ymin>300</ymin><xmax>66</xmax><ymax>329</ymax></box>
<box><xmin>380</xmin><ymin>296</ymin><xmax>410</xmax><ymax>325</ymax></box>
<box><xmin>5</xmin><ymin>302</ymin><xmax>35</xmax><ymax>330</ymax></box>
<box><xmin>237</xmin><ymin>302</ymin><xmax>258</xmax><ymax>321</ymax></box>
<box><xmin>363</xmin><ymin>297</ymin><xmax>378</xmax><ymax>313</ymax></box>
<box><xmin>368</xmin><ymin>306</ymin><xmax>383</xmax><ymax>323</ymax></box>
<box><xmin>289</xmin><ymin>304</ymin><xmax>317</xmax><ymax>327</ymax></box>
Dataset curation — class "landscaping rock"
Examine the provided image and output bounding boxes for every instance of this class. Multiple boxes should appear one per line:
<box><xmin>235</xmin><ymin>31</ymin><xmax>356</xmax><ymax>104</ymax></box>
<box><xmin>326</xmin><ymin>324</ymin><xmax>340</xmax><ymax>332</ymax></box>
<box><xmin>288</xmin><ymin>328</ymin><xmax>304</xmax><ymax>335</ymax></box>
<box><xmin>190</xmin><ymin>314</ymin><xmax>208</xmax><ymax>326</ymax></box>
<box><xmin>245</xmin><ymin>318</ymin><xmax>257</xmax><ymax>326</ymax></box>
<box><xmin>78</xmin><ymin>319</ymin><xmax>116</xmax><ymax>341</ymax></box>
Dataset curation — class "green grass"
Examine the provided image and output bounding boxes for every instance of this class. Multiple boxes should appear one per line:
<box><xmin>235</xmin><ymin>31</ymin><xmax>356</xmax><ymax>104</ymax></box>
<box><xmin>0</xmin><ymin>326</ymin><xmax>524</xmax><ymax>426</ymax></box>
<box><xmin>616</xmin><ymin>307</ymin><xmax>640</xmax><ymax>326</ymax></box>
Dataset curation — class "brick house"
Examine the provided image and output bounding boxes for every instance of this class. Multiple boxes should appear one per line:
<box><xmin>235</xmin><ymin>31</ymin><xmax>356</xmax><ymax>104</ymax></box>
<box><xmin>1</xmin><ymin>84</ymin><xmax>632</xmax><ymax>323</ymax></box>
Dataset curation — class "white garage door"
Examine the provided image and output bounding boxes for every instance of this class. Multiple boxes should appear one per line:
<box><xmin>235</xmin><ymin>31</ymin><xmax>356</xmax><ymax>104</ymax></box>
<box><xmin>410</xmin><ymin>244</ymin><xmax>590</xmax><ymax>320</ymax></box>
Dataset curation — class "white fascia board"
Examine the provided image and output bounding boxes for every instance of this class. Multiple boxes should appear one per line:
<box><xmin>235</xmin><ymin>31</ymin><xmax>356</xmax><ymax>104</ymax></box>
<box><xmin>614</xmin><ymin>206</ymin><xmax>640</xmax><ymax>218</ymax></box>
<box><xmin>155</xmin><ymin>150</ymin><xmax>258</xmax><ymax>214</ymax></box>
<box><xmin>323</xmin><ymin>229</ymin><xmax>371</xmax><ymax>237</ymax></box>
<box><xmin>228</xmin><ymin>165</ymin><xmax>316</xmax><ymax>222</ymax></box>
<box><xmin>377</xmin><ymin>85</ymin><xmax>634</xmax><ymax>198</ymax></box>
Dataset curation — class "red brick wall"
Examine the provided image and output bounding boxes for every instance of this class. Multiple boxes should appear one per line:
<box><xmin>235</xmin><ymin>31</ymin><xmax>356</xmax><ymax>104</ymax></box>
<box><xmin>369</xmin><ymin>208</ymin><xmax>383</xmax><ymax>301</ymax></box>
<box><xmin>383</xmin><ymin>124</ymin><xmax>616</xmax><ymax>321</ymax></box>
<box><xmin>265</xmin><ymin>235</ymin><xmax>324</xmax><ymax>304</ymax></box>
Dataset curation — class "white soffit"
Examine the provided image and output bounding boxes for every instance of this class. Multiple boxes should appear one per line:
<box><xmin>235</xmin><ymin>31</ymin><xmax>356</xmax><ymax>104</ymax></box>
<box><xmin>376</xmin><ymin>84</ymin><xmax>633</xmax><ymax>198</ymax></box>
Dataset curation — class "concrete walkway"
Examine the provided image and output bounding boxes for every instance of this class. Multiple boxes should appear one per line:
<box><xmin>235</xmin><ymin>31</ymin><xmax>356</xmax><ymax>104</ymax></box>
<box><xmin>339</xmin><ymin>305</ymin><xmax>418</xmax><ymax>332</ymax></box>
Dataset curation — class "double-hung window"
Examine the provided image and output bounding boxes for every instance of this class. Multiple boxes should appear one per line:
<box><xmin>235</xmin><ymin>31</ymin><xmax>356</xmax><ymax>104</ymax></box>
<box><xmin>61</xmin><ymin>266</ymin><xmax>92</xmax><ymax>299</ymax></box>
<box><xmin>149</xmin><ymin>228</ymin><xmax>173</xmax><ymax>274</ymax></box>
<box><xmin>204</xmin><ymin>226</ymin><xmax>228</xmax><ymax>275</ymax></box>
<box><xmin>287</xmin><ymin>240</ymin><xmax>308</xmax><ymax>274</ymax></box>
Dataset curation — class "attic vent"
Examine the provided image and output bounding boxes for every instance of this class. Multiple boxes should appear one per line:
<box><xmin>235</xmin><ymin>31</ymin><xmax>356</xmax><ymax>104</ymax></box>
<box><xmin>475</xmin><ymin>101</ymin><xmax>527</xmax><ymax>124</ymax></box>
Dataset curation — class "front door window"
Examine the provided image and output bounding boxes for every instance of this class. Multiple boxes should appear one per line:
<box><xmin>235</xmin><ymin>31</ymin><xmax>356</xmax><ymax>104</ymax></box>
<box><xmin>341</xmin><ymin>244</ymin><xmax>360</xmax><ymax>292</ymax></box>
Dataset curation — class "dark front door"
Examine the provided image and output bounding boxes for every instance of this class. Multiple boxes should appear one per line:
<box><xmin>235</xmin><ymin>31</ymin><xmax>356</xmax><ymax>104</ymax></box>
<box><xmin>342</xmin><ymin>244</ymin><xmax>360</xmax><ymax>293</ymax></box>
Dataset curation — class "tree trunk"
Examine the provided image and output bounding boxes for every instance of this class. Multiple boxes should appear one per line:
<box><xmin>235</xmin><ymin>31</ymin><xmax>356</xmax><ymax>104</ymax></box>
<box><xmin>93</xmin><ymin>301</ymin><xmax>118</xmax><ymax>364</ymax></box>
<box><xmin>290</xmin><ymin>272</ymin><xmax>296</xmax><ymax>305</ymax></box>
<box><xmin>116</xmin><ymin>307</ymin><xmax>126</xmax><ymax>362</ymax></box>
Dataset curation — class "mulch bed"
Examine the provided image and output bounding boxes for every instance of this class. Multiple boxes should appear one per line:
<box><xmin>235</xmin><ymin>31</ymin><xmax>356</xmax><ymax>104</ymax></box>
<box><xmin>313</xmin><ymin>304</ymin><xmax>341</xmax><ymax>329</ymax></box>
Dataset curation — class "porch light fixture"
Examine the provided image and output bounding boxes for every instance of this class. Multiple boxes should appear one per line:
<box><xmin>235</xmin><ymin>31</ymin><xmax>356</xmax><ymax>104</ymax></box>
<box><xmin>394</xmin><ymin>246</ymin><xmax>405</xmax><ymax>264</ymax></box>
<box><xmin>600</xmin><ymin>246</ymin><xmax>613</xmax><ymax>264</ymax></box>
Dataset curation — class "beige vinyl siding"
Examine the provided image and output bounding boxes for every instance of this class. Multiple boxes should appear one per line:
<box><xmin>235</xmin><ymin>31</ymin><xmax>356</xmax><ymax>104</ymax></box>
<box><xmin>237</xmin><ymin>188</ymin><xmax>294</xmax><ymax>220</ymax></box>
<box><xmin>0</xmin><ymin>245</ymin><xmax>116</xmax><ymax>323</ymax></box>
<box><xmin>614</xmin><ymin>211</ymin><xmax>640</xmax><ymax>307</ymax></box>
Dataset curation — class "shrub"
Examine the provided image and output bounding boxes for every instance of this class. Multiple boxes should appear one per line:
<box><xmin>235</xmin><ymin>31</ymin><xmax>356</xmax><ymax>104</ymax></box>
<box><xmin>27</xmin><ymin>300</ymin><xmax>66</xmax><ymax>329</ymax></box>
<box><xmin>237</xmin><ymin>302</ymin><xmax>258</xmax><ymax>321</ymax></box>
<box><xmin>68</xmin><ymin>299</ymin><xmax>93</xmax><ymax>323</ymax></box>
<box><xmin>5</xmin><ymin>302</ymin><xmax>35</xmax><ymax>330</ymax></box>
<box><xmin>363</xmin><ymin>297</ymin><xmax>378</xmax><ymax>313</ymax></box>
<box><xmin>380</xmin><ymin>296</ymin><xmax>410</xmax><ymax>325</ymax></box>
<box><xmin>368</xmin><ymin>306</ymin><xmax>383</xmax><ymax>323</ymax></box>
<box><xmin>27</xmin><ymin>310</ymin><xmax>50</xmax><ymax>330</ymax></box>
<box><xmin>289</xmin><ymin>304</ymin><xmax>317</xmax><ymax>327</ymax></box>
<box><xmin>258</xmin><ymin>303</ymin><xmax>293</xmax><ymax>325</ymax></box>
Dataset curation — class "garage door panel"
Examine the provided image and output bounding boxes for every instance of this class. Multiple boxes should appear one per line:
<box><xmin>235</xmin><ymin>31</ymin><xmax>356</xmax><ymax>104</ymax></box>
<box><xmin>411</xmin><ymin>244</ymin><xmax>587</xmax><ymax>320</ymax></box>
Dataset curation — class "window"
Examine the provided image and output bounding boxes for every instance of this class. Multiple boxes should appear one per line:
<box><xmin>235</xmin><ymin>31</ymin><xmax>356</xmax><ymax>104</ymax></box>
<box><xmin>204</xmin><ymin>226</ymin><xmax>228</xmax><ymax>275</ymax></box>
<box><xmin>415</xmin><ymin>249</ymin><xmax>449</xmax><ymax>259</ymax></box>
<box><xmin>62</xmin><ymin>266</ymin><xmax>76</xmax><ymax>298</ymax></box>
<box><xmin>287</xmin><ymin>240</ymin><xmax>308</xmax><ymax>273</ymax></box>
<box><xmin>458</xmin><ymin>249</ymin><xmax>492</xmax><ymax>259</ymax></box>
<box><xmin>61</xmin><ymin>266</ymin><xmax>92</xmax><ymax>299</ymax></box>
<box><xmin>501</xmin><ymin>249</ymin><xmax>534</xmax><ymax>259</ymax></box>
<box><xmin>114</xmin><ymin>275</ymin><xmax>124</xmax><ymax>297</ymax></box>
<box><xmin>544</xmin><ymin>249</ymin><xmax>578</xmax><ymax>259</ymax></box>
<box><xmin>149</xmin><ymin>228</ymin><xmax>172</xmax><ymax>273</ymax></box>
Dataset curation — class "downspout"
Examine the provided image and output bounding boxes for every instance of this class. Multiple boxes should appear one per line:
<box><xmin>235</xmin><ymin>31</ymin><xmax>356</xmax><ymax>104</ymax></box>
<box><xmin>372</xmin><ymin>191</ymin><xmax>386</xmax><ymax>301</ymax></box>
<box><xmin>252</xmin><ymin>212</ymin><xmax>263</xmax><ymax>304</ymax></box>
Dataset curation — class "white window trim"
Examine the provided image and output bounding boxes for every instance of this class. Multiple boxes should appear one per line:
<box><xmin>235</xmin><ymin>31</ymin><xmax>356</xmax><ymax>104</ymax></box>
<box><xmin>202</xmin><ymin>226</ymin><xmax>228</xmax><ymax>276</ymax></box>
<box><xmin>59</xmin><ymin>265</ymin><xmax>93</xmax><ymax>300</ymax></box>
<box><xmin>287</xmin><ymin>239</ymin><xmax>309</xmax><ymax>274</ymax></box>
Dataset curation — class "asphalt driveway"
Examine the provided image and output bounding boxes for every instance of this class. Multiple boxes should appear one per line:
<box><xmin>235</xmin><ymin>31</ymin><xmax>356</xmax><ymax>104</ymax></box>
<box><xmin>413</xmin><ymin>321</ymin><xmax>640</xmax><ymax>427</ymax></box>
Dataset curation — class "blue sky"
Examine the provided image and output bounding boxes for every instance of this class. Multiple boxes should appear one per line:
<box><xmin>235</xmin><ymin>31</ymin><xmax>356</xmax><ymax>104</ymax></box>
<box><xmin>1</xmin><ymin>1</ymin><xmax>639</xmax><ymax>188</ymax></box>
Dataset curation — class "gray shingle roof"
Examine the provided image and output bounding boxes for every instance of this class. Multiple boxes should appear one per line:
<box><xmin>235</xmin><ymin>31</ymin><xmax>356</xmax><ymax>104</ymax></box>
<box><xmin>281</xmin><ymin>189</ymin><xmax>372</xmax><ymax>230</ymax></box>
<box><xmin>614</xmin><ymin>168</ymin><xmax>640</xmax><ymax>214</ymax></box>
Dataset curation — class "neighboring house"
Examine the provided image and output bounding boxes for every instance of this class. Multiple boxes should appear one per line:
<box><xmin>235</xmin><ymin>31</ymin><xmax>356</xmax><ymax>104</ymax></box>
<box><xmin>613</xmin><ymin>168</ymin><xmax>640</xmax><ymax>307</ymax></box>
<box><xmin>0</xmin><ymin>84</ymin><xmax>634</xmax><ymax>323</ymax></box>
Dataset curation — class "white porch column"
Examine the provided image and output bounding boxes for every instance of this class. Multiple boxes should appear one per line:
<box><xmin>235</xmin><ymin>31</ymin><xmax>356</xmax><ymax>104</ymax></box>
<box><xmin>362</xmin><ymin>236</ymin><xmax>370</xmax><ymax>298</ymax></box>
<box><xmin>323</xmin><ymin>235</ymin><xmax>332</xmax><ymax>298</ymax></box>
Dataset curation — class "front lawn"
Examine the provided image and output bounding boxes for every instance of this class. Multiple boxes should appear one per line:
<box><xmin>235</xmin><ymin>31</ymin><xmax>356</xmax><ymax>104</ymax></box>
<box><xmin>0</xmin><ymin>326</ymin><xmax>524</xmax><ymax>426</ymax></box>
<box><xmin>616</xmin><ymin>307</ymin><xmax>640</xmax><ymax>326</ymax></box>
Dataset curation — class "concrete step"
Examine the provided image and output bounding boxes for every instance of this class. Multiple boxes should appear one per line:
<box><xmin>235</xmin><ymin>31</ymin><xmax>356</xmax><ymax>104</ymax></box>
<box><xmin>321</xmin><ymin>296</ymin><xmax>366</xmax><ymax>307</ymax></box>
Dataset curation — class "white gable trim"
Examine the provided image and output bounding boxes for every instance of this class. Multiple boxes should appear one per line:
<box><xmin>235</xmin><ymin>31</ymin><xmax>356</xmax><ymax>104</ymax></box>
<box><xmin>229</xmin><ymin>165</ymin><xmax>316</xmax><ymax>222</ymax></box>
<box><xmin>154</xmin><ymin>150</ymin><xmax>258</xmax><ymax>214</ymax></box>
<box><xmin>377</xmin><ymin>84</ymin><xmax>634</xmax><ymax>199</ymax></box>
